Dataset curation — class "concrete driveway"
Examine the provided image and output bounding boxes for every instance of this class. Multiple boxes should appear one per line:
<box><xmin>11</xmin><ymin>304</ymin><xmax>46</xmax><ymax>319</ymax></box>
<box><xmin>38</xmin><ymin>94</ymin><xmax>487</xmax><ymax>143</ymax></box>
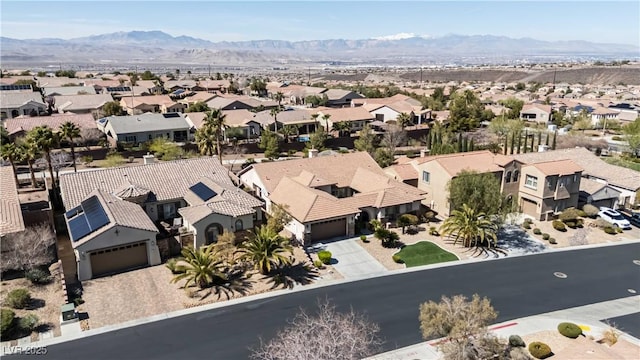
<box><xmin>309</xmin><ymin>237</ymin><xmax>387</xmax><ymax>279</ymax></box>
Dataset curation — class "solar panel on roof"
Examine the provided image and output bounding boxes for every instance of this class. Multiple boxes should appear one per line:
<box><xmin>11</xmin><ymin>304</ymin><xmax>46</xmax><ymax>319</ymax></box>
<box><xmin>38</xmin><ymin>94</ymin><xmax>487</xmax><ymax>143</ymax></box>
<box><xmin>189</xmin><ymin>182</ymin><xmax>217</xmax><ymax>201</ymax></box>
<box><xmin>162</xmin><ymin>113</ymin><xmax>181</xmax><ymax>118</ymax></box>
<box><xmin>0</xmin><ymin>84</ymin><xmax>33</xmax><ymax>91</ymax></box>
<box><xmin>67</xmin><ymin>196</ymin><xmax>110</xmax><ymax>242</ymax></box>
<box><xmin>105</xmin><ymin>86</ymin><xmax>131</xmax><ymax>92</ymax></box>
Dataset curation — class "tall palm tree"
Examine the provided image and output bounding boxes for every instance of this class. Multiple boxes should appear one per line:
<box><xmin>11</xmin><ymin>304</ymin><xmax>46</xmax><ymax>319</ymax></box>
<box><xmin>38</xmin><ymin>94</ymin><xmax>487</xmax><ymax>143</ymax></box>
<box><xmin>332</xmin><ymin>121</ymin><xmax>351</xmax><ymax>137</ymax></box>
<box><xmin>171</xmin><ymin>245</ymin><xmax>227</xmax><ymax>289</ymax></box>
<box><xmin>274</xmin><ymin>91</ymin><xmax>284</xmax><ymax>109</ymax></box>
<box><xmin>0</xmin><ymin>143</ymin><xmax>20</xmax><ymax>186</ymax></box>
<box><xmin>195</xmin><ymin>125</ymin><xmax>217</xmax><ymax>156</ymax></box>
<box><xmin>280</xmin><ymin>125</ymin><xmax>298</xmax><ymax>143</ymax></box>
<box><xmin>17</xmin><ymin>138</ymin><xmax>39</xmax><ymax>188</ymax></box>
<box><xmin>203</xmin><ymin>108</ymin><xmax>226</xmax><ymax>163</ymax></box>
<box><xmin>59</xmin><ymin>122</ymin><xmax>81</xmax><ymax>172</ymax></box>
<box><xmin>27</xmin><ymin>126</ymin><xmax>57</xmax><ymax>187</ymax></box>
<box><xmin>439</xmin><ymin>204</ymin><xmax>499</xmax><ymax>248</ymax></box>
<box><xmin>239</xmin><ymin>225</ymin><xmax>293</xmax><ymax>275</ymax></box>
<box><xmin>322</xmin><ymin>114</ymin><xmax>331</xmax><ymax>132</ymax></box>
<box><xmin>270</xmin><ymin>107</ymin><xmax>281</xmax><ymax>133</ymax></box>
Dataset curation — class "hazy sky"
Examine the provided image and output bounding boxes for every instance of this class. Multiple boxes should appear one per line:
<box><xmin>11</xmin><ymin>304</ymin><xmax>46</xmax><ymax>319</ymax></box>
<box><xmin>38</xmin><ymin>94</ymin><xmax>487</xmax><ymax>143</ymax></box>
<box><xmin>2</xmin><ymin>1</ymin><xmax>639</xmax><ymax>45</ymax></box>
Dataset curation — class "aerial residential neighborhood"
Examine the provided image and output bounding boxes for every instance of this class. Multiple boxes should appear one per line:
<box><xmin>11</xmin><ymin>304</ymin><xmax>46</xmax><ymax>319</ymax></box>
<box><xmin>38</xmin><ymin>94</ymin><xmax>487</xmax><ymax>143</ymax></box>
<box><xmin>1</xmin><ymin>1</ymin><xmax>639</xmax><ymax>360</ymax></box>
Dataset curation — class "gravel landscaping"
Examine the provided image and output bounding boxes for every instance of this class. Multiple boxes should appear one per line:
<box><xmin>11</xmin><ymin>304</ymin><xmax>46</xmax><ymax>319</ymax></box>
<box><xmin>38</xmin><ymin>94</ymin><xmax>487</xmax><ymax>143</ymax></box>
<box><xmin>522</xmin><ymin>329</ymin><xmax>639</xmax><ymax>359</ymax></box>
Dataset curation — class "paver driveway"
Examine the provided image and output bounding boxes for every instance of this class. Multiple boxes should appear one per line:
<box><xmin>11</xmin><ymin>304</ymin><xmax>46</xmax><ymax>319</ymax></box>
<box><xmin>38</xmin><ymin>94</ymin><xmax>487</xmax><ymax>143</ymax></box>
<box><xmin>311</xmin><ymin>237</ymin><xmax>387</xmax><ymax>279</ymax></box>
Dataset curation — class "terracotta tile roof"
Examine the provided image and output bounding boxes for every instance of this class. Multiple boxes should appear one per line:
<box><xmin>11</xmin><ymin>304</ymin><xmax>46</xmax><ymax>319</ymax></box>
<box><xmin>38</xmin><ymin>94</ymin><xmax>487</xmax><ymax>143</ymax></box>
<box><xmin>579</xmin><ymin>177</ymin><xmax>607</xmax><ymax>194</ymax></box>
<box><xmin>43</xmin><ymin>86</ymin><xmax>97</xmax><ymax>96</ymax></box>
<box><xmin>317</xmin><ymin>107</ymin><xmax>375</xmax><ymax>123</ymax></box>
<box><xmin>521</xmin><ymin>104</ymin><xmax>552</xmax><ymax>114</ymax></box>
<box><xmin>55</xmin><ymin>94</ymin><xmax>114</xmax><ymax>111</ymax></box>
<box><xmin>253</xmin><ymin>109</ymin><xmax>315</xmax><ymax>126</ymax></box>
<box><xmin>385</xmin><ymin>163</ymin><xmax>419</xmax><ymax>181</ymax></box>
<box><xmin>184</xmin><ymin>112</ymin><xmax>207</xmax><ymax>129</ymax></box>
<box><xmin>221</xmin><ymin>109</ymin><xmax>256</xmax><ymax>127</ymax></box>
<box><xmin>417</xmin><ymin>150</ymin><xmax>511</xmax><ymax>176</ymax></box>
<box><xmin>0</xmin><ymin>166</ymin><xmax>25</xmax><ymax>236</ymax></box>
<box><xmin>4</xmin><ymin>113</ymin><xmax>98</xmax><ymax>135</ymax></box>
<box><xmin>60</xmin><ymin>157</ymin><xmax>233</xmax><ymax>209</ymax></box>
<box><xmin>525</xmin><ymin>159</ymin><xmax>583</xmax><ymax>176</ymax></box>
<box><xmin>120</xmin><ymin>95</ymin><xmax>175</xmax><ymax>108</ymax></box>
<box><xmin>512</xmin><ymin>148</ymin><xmax>640</xmax><ymax>191</ymax></box>
<box><xmin>183</xmin><ymin>91</ymin><xmax>217</xmax><ymax>103</ymax></box>
<box><xmin>0</xmin><ymin>92</ymin><xmax>45</xmax><ymax>108</ymax></box>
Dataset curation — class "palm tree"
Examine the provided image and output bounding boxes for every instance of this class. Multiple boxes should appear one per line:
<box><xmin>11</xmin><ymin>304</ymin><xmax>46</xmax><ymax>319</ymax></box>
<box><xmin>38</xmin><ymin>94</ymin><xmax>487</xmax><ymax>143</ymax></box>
<box><xmin>397</xmin><ymin>112</ymin><xmax>413</xmax><ymax>129</ymax></box>
<box><xmin>27</xmin><ymin>126</ymin><xmax>57</xmax><ymax>187</ymax></box>
<box><xmin>270</xmin><ymin>107</ymin><xmax>281</xmax><ymax>133</ymax></box>
<box><xmin>239</xmin><ymin>225</ymin><xmax>293</xmax><ymax>275</ymax></box>
<box><xmin>439</xmin><ymin>204</ymin><xmax>499</xmax><ymax>248</ymax></box>
<box><xmin>332</xmin><ymin>121</ymin><xmax>351</xmax><ymax>137</ymax></box>
<box><xmin>0</xmin><ymin>143</ymin><xmax>20</xmax><ymax>186</ymax></box>
<box><xmin>274</xmin><ymin>91</ymin><xmax>284</xmax><ymax>108</ymax></box>
<box><xmin>280</xmin><ymin>125</ymin><xmax>299</xmax><ymax>143</ymax></box>
<box><xmin>170</xmin><ymin>245</ymin><xmax>227</xmax><ymax>290</ymax></box>
<box><xmin>17</xmin><ymin>138</ymin><xmax>39</xmax><ymax>188</ymax></box>
<box><xmin>322</xmin><ymin>114</ymin><xmax>331</xmax><ymax>132</ymax></box>
<box><xmin>311</xmin><ymin>113</ymin><xmax>320</xmax><ymax>132</ymax></box>
<box><xmin>194</xmin><ymin>125</ymin><xmax>217</xmax><ymax>156</ymax></box>
<box><xmin>59</xmin><ymin>122</ymin><xmax>81</xmax><ymax>172</ymax></box>
<box><xmin>203</xmin><ymin>108</ymin><xmax>226</xmax><ymax>163</ymax></box>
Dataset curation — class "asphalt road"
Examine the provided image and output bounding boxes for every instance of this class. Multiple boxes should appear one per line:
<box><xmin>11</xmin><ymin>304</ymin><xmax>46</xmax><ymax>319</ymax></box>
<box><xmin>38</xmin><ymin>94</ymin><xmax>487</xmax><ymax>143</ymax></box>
<box><xmin>604</xmin><ymin>312</ymin><xmax>640</xmax><ymax>339</ymax></box>
<box><xmin>11</xmin><ymin>243</ymin><xmax>640</xmax><ymax>360</ymax></box>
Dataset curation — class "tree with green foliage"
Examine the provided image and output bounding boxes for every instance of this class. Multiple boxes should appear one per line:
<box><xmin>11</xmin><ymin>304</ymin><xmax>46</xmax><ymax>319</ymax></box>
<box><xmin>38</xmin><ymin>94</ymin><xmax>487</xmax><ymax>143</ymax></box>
<box><xmin>331</xmin><ymin>121</ymin><xmax>351</xmax><ymax>137</ymax></box>
<box><xmin>374</xmin><ymin>148</ymin><xmax>394</xmax><ymax>168</ymax></box>
<box><xmin>552</xmin><ymin>131</ymin><xmax>557</xmax><ymax>150</ymax></box>
<box><xmin>448</xmin><ymin>90</ymin><xmax>485</xmax><ymax>132</ymax></box>
<box><xmin>140</xmin><ymin>70</ymin><xmax>158</xmax><ymax>81</ymax></box>
<box><xmin>266</xmin><ymin>204</ymin><xmax>293</xmax><ymax>234</ymax></box>
<box><xmin>308</xmin><ymin>128</ymin><xmax>328</xmax><ymax>152</ymax></box>
<box><xmin>439</xmin><ymin>204</ymin><xmax>499</xmax><ymax>248</ymax></box>
<box><xmin>102</xmin><ymin>101</ymin><xmax>124</xmax><ymax>117</ymax></box>
<box><xmin>396</xmin><ymin>214</ymin><xmax>419</xmax><ymax>234</ymax></box>
<box><xmin>259</xmin><ymin>129</ymin><xmax>280</xmax><ymax>159</ymax></box>
<box><xmin>448</xmin><ymin>170</ymin><xmax>503</xmax><ymax>216</ymax></box>
<box><xmin>280</xmin><ymin>125</ymin><xmax>299</xmax><ymax>143</ymax></box>
<box><xmin>55</xmin><ymin>69</ymin><xmax>76</xmax><ymax>78</ymax></box>
<box><xmin>195</xmin><ymin>125</ymin><xmax>217</xmax><ymax>156</ymax></box>
<box><xmin>27</xmin><ymin>126</ymin><xmax>58</xmax><ymax>187</ymax></box>
<box><xmin>202</xmin><ymin>108</ymin><xmax>226</xmax><ymax>162</ymax></box>
<box><xmin>270</xmin><ymin>107</ymin><xmax>281</xmax><ymax>133</ymax></box>
<box><xmin>170</xmin><ymin>245</ymin><xmax>228</xmax><ymax>289</ymax></box>
<box><xmin>0</xmin><ymin>143</ymin><xmax>20</xmax><ymax>186</ymax></box>
<box><xmin>498</xmin><ymin>97</ymin><xmax>525</xmax><ymax>119</ymax></box>
<box><xmin>622</xmin><ymin>118</ymin><xmax>640</xmax><ymax>156</ymax></box>
<box><xmin>396</xmin><ymin>112</ymin><xmax>413</xmax><ymax>129</ymax></box>
<box><xmin>59</xmin><ymin>122</ymin><xmax>81</xmax><ymax>172</ymax></box>
<box><xmin>186</xmin><ymin>101</ymin><xmax>210</xmax><ymax>113</ymax></box>
<box><xmin>239</xmin><ymin>225</ymin><xmax>293</xmax><ymax>275</ymax></box>
<box><xmin>148</xmin><ymin>137</ymin><xmax>183</xmax><ymax>160</ymax></box>
<box><xmin>354</xmin><ymin>124</ymin><xmax>377</xmax><ymax>155</ymax></box>
<box><xmin>249</xmin><ymin>77</ymin><xmax>268</xmax><ymax>97</ymax></box>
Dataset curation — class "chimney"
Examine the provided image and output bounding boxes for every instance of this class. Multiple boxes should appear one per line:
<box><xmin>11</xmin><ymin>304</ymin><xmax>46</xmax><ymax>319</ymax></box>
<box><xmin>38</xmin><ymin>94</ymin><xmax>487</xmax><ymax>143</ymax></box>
<box><xmin>143</xmin><ymin>152</ymin><xmax>155</xmax><ymax>164</ymax></box>
<box><xmin>308</xmin><ymin>148</ymin><xmax>318</xmax><ymax>158</ymax></box>
<box><xmin>420</xmin><ymin>149</ymin><xmax>428</xmax><ymax>158</ymax></box>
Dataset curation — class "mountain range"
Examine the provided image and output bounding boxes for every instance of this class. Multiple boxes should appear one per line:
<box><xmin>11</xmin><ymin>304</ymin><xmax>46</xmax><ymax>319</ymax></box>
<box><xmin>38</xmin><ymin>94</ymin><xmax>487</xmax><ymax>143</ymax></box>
<box><xmin>1</xmin><ymin>31</ymin><xmax>638</xmax><ymax>66</ymax></box>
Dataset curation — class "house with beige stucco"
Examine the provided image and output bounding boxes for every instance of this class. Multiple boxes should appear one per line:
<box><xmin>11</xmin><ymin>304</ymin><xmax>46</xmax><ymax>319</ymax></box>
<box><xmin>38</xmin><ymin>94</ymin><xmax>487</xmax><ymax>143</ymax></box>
<box><xmin>59</xmin><ymin>157</ymin><xmax>263</xmax><ymax>281</ymax></box>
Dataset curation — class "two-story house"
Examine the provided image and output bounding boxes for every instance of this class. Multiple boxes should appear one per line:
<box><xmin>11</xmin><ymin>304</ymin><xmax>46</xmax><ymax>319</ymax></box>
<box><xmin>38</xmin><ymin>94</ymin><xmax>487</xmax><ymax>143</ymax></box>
<box><xmin>518</xmin><ymin>160</ymin><xmax>583</xmax><ymax>220</ymax></box>
<box><xmin>520</xmin><ymin>104</ymin><xmax>551</xmax><ymax>123</ymax></box>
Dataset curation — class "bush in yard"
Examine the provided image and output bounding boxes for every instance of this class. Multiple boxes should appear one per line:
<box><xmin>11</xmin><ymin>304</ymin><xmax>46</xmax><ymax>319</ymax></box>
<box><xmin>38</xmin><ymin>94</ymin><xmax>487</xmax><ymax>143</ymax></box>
<box><xmin>552</xmin><ymin>220</ymin><xmax>566</xmax><ymax>232</ymax></box>
<box><xmin>542</xmin><ymin>233</ymin><xmax>550</xmax><ymax>240</ymax></box>
<box><xmin>616</xmin><ymin>227</ymin><xmax>623</xmax><ymax>233</ymax></box>
<box><xmin>392</xmin><ymin>254</ymin><xmax>404</xmax><ymax>264</ymax></box>
<box><xmin>522</xmin><ymin>222</ymin><xmax>531</xmax><ymax>230</ymax></box>
<box><xmin>4</xmin><ymin>289</ymin><xmax>31</xmax><ymax>309</ymax></box>
<box><xmin>577</xmin><ymin>209</ymin><xmax>587</xmax><ymax>217</ymax></box>
<box><xmin>576</xmin><ymin>218</ymin><xmax>584</xmax><ymax>228</ymax></box>
<box><xmin>549</xmin><ymin>237</ymin><xmax>557</xmax><ymax>244</ymax></box>
<box><xmin>313</xmin><ymin>259</ymin><xmax>324</xmax><ymax>268</ymax></box>
<box><xmin>559</xmin><ymin>207</ymin><xmax>581</xmax><ymax>223</ymax></box>
<box><xmin>18</xmin><ymin>314</ymin><xmax>39</xmax><ymax>332</ymax></box>
<box><xmin>318</xmin><ymin>250</ymin><xmax>332</xmax><ymax>265</ymax></box>
<box><xmin>604</xmin><ymin>226</ymin><xmax>616</xmax><ymax>235</ymax></box>
<box><xmin>533</xmin><ymin>228</ymin><xmax>542</xmax><ymax>235</ymax></box>
<box><xmin>509</xmin><ymin>334</ymin><xmax>526</xmax><ymax>347</ymax></box>
<box><xmin>25</xmin><ymin>268</ymin><xmax>52</xmax><ymax>285</ymax></box>
<box><xmin>396</xmin><ymin>214</ymin><xmax>419</xmax><ymax>234</ymax></box>
<box><xmin>565</xmin><ymin>221</ymin><xmax>577</xmax><ymax>229</ymax></box>
<box><xmin>581</xmin><ymin>204</ymin><xmax>599</xmax><ymax>218</ymax></box>
<box><xmin>528</xmin><ymin>341</ymin><xmax>552</xmax><ymax>359</ymax></box>
<box><xmin>1</xmin><ymin>308</ymin><xmax>15</xmax><ymax>335</ymax></box>
<box><xmin>360</xmin><ymin>235</ymin><xmax>367</xmax><ymax>242</ymax></box>
<box><xmin>557</xmin><ymin>322</ymin><xmax>582</xmax><ymax>338</ymax></box>
<box><xmin>429</xmin><ymin>226</ymin><xmax>439</xmax><ymax>236</ymax></box>
<box><xmin>165</xmin><ymin>258</ymin><xmax>182</xmax><ymax>274</ymax></box>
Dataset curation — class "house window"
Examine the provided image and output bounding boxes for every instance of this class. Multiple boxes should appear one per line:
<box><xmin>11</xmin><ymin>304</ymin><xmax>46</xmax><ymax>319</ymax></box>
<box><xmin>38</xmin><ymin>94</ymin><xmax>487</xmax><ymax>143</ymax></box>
<box><xmin>505</xmin><ymin>171</ymin><xmax>512</xmax><ymax>183</ymax></box>
<box><xmin>525</xmin><ymin>175</ymin><xmax>538</xmax><ymax>190</ymax></box>
<box><xmin>124</xmin><ymin>135</ymin><xmax>137</xmax><ymax>143</ymax></box>
<box><xmin>422</xmin><ymin>171</ymin><xmax>430</xmax><ymax>184</ymax></box>
<box><xmin>205</xmin><ymin>223</ymin><xmax>223</xmax><ymax>245</ymax></box>
<box><xmin>235</xmin><ymin>219</ymin><xmax>243</xmax><ymax>231</ymax></box>
<box><xmin>157</xmin><ymin>202</ymin><xmax>177</xmax><ymax>220</ymax></box>
<box><xmin>513</xmin><ymin>170</ymin><xmax>520</xmax><ymax>182</ymax></box>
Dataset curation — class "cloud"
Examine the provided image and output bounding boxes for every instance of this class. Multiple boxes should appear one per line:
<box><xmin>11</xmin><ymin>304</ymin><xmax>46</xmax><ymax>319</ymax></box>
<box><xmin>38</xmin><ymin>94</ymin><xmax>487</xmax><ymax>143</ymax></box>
<box><xmin>373</xmin><ymin>32</ymin><xmax>431</xmax><ymax>41</ymax></box>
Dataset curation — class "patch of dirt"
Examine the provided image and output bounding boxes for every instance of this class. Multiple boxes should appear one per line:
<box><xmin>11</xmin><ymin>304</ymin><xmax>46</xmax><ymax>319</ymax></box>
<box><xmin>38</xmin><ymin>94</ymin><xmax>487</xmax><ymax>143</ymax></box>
<box><xmin>522</xmin><ymin>329</ymin><xmax>640</xmax><ymax>359</ymax></box>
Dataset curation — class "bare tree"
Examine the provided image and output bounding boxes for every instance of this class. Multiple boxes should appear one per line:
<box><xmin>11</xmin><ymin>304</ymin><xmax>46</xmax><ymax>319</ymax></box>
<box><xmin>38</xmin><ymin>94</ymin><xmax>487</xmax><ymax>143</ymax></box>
<box><xmin>382</xmin><ymin>124</ymin><xmax>406</xmax><ymax>156</ymax></box>
<box><xmin>1</xmin><ymin>223</ymin><xmax>56</xmax><ymax>272</ymax></box>
<box><xmin>80</xmin><ymin>128</ymin><xmax>105</xmax><ymax>150</ymax></box>
<box><xmin>49</xmin><ymin>151</ymin><xmax>71</xmax><ymax>183</ymax></box>
<box><xmin>251</xmin><ymin>300</ymin><xmax>383</xmax><ymax>360</ymax></box>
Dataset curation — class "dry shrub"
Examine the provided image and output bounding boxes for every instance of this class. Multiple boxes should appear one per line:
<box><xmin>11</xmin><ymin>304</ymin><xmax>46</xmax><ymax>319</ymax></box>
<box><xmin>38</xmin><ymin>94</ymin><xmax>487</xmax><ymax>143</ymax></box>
<box><xmin>601</xmin><ymin>323</ymin><xmax>620</xmax><ymax>346</ymax></box>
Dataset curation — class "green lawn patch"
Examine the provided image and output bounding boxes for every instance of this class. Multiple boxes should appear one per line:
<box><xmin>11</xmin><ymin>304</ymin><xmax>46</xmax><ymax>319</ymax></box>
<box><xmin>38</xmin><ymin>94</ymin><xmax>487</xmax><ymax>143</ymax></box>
<box><xmin>395</xmin><ymin>241</ymin><xmax>458</xmax><ymax>267</ymax></box>
<box><xmin>602</xmin><ymin>157</ymin><xmax>640</xmax><ymax>172</ymax></box>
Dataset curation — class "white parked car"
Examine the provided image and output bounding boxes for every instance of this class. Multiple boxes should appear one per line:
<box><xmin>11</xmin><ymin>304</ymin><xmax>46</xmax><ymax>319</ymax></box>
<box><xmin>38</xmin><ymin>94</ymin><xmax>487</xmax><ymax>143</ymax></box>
<box><xmin>598</xmin><ymin>207</ymin><xmax>631</xmax><ymax>230</ymax></box>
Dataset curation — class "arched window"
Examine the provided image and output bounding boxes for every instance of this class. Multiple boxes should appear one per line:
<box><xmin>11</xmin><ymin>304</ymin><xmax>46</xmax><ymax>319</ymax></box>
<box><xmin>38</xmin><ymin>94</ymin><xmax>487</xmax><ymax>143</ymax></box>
<box><xmin>234</xmin><ymin>219</ymin><xmax>243</xmax><ymax>231</ymax></box>
<box><xmin>205</xmin><ymin>223</ymin><xmax>223</xmax><ymax>245</ymax></box>
<box><xmin>505</xmin><ymin>171</ymin><xmax>512</xmax><ymax>183</ymax></box>
<box><xmin>513</xmin><ymin>170</ymin><xmax>520</xmax><ymax>182</ymax></box>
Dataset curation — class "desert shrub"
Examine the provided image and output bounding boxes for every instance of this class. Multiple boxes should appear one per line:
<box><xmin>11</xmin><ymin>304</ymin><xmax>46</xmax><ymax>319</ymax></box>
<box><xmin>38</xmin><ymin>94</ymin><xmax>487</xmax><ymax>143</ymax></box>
<box><xmin>542</xmin><ymin>233</ymin><xmax>550</xmax><ymax>240</ymax></box>
<box><xmin>18</xmin><ymin>314</ymin><xmax>39</xmax><ymax>332</ymax></box>
<box><xmin>4</xmin><ymin>289</ymin><xmax>30</xmax><ymax>309</ymax></box>
<box><xmin>565</xmin><ymin>221</ymin><xmax>577</xmax><ymax>229</ymax></box>
<box><xmin>522</xmin><ymin>222</ymin><xmax>532</xmax><ymax>230</ymax></box>
<box><xmin>582</xmin><ymin>204</ymin><xmax>599</xmax><ymax>218</ymax></box>
<box><xmin>557</xmin><ymin>322</ymin><xmax>583</xmax><ymax>338</ymax></box>
<box><xmin>593</xmin><ymin>218</ymin><xmax>610</xmax><ymax>229</ymax></box>
<box><xmin>552</xmin><ymin>220</ymin><xmax>566</xmax><ymax>232</ymax></box>
<box><xmin>1</xmin><ymin>308</ymin><xmax>15</xmax><ymax>335</ymax></box>
<box><xmin>318</xmin><ymin>250</ymin><xmax>332</xmax><ymax>265</ymax></box>
<box><xmin>25</xmin><ymin>268</ymin><xmax>52</xmax><ymax>285</ymax></box>
<box><xmin>576</xmin><ymin>218</ymin><xmax>584</xmax><ymax>228</ymax></box>
<box><xmin>313</xmin><ymin>259</ymin><xmax>324</xmax><ymax>268</ymax></box>
<box><xmin>360</xmin><ymin>235</ymin><xmax>367</xmax><ymax>241</ymax></box>
<box><xmin>528</xmin><ymin>341</ymin><xmax>552</xmax><ymax>359</ymax></box>
<box><xmin>577</xmin><ymin>209</ymin><xmax>587</xmax><ymax>217</ymax></box>
<box><xmin>392</xmin><ymin>254</ymin><xmax>404</xmax><ymax>264</ymax></box>
<box><xmin>604</xmin><ymin>226</ymin><xmax>616</xmax><ymax>235</ymax></box>
<box><xmin>165</xmin><ymin>258</ymin><xmax>182</xmax><ymax>274</ymax></box>
<box><xmin>509</xmin><ymin>334</ymin><xmax>526</xmax><ymax>347</ymax></box>
<box><xmin>559</xmin><ymin>207</ymin><xmax>581</xmax><ymax>223</ymax></box>
<box><xmin>533</xmin><ymin>228</ymin><xmax>542</xmax><ymax>235</ymax></box>
<box><xmin>429</xmin><ymin>226</ymin><xmax>439</xmax><ymax>236</ymax></box>
<box><xmin>602</xmin><ymin>325</ymin><xmax>620</xmax><ymax>345</ymax></box>
<box><xmin>612</xmin><ymin>135</ymin><xmax>623</xmax><ymax>141</ymax></box>
<box><xmin>549</xmin><ymin>238</ymin><xmax>557</xmax><ymax>244</ymax></box>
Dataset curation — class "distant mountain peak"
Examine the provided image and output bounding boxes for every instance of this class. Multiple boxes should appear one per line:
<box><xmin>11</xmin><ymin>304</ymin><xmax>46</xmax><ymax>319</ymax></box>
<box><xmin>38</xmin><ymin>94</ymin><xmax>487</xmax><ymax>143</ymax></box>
<box><xmin>373</xmin><ymin>32</ymin><xmax>431</xmax><ymax>41</ymax></box>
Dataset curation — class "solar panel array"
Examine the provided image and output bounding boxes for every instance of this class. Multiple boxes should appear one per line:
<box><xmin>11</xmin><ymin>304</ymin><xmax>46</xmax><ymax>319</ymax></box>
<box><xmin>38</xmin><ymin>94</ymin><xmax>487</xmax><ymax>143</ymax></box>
<box><xmin>67</xmin><ymin>196</ymin><xmax>110</xmax><ymax>242</ymax></box>
<box><xmin>0</xmin><ymin>84</ymin><xmax>33</xmax><ymax>91</ymax></box>
<box><xmin>162</xmin><ymin>113</ymin><xmax>181</xmax><ymax>118</ymax></box>
<box><xmin>105</xmin><ymin>86</ymin><xmax>131</xmax><ymax>92</ymax></box>
<box><xmin>189</xmin><ymin>182</ymin><xmax>217</xmax><ymax>201</ymax></box>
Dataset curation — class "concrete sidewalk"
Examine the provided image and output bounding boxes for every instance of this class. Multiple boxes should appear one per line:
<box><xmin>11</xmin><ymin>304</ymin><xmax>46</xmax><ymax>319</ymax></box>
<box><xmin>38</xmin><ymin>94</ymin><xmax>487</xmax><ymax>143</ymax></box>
<box><xmin>368</xmin><ymin>296</ymin><xmax>640</xmax><ymax>360</ymax></box>
<box><xmin>314</xmin><ymin>238</ymin><xmax>388</xmax><ymax>279</ymax></box>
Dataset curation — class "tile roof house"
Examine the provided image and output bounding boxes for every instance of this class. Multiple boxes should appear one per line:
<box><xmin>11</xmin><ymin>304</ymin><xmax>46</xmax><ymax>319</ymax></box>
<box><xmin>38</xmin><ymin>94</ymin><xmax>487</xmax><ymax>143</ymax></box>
<box><xmin>4</xmin><ymin>113</ymin><xmax>98</xmax><ymax>137</ymax></box>
<box><xmin>98</xmin><ymin>112</ymin><xmax>191</xmax><ymax>145</ymax></box>
<box><xmin>59</xmin><ymin>157</ymin><xmax>263</xmax><ymax>280</ymax></box>
<box><xmin>520</xmin><ymin>104</ymin><xmax>552</xmax><ymax>123</ymax></box>
<box><xmin>0</xmin><ymin>166</ymin><xmax>26</xmax><ymax>238</ymax></box>
<box><xmin>0</xmin><ymin>92</ymin><xmax>47</xmax><ymax>119</ymax></box>
<box><xmin>322</xmin><ymin>89</ymin><xmax>364</xmax><ymax>107</ymax></box>
<box><xmin>252</xmin><ymin>108</ymin><xmax>319</xmax><ymax>134</ymax></box>
<box><xmin>120</xmin><ymin>95</ymin><xmax>186</xmax><ymax>115</ymax></box>
<box><xmin>355</xmin><ymin>94</ymin><xmax>429</xmax><ymax>125</ymax></box>
<box><xmin>239</xmin><ymin>151</ymin><xmax>425</xmax><ymax>243</ymax></box>
<box><xmin>43</xmin><ymin>86</ymin><xmax>97</xmax><ymax>97</ymax></box>
<box><xmin>206</xmin><ymin>95</ymin><xmax>278</xmax><ymax>111</ymax></box>
<box><xmin>315</xmin><ymin>107</ymin><xmax>375</xmax><ymax>133</ymax></box>
<box><xmin>578</xmin><ymin>177</ymin><xmax>621</xmax><ymax>209</ymax></box>
<box><xmin>54</xmin><ymin>93</ymin><xmax>115</xmax><ymax>116</ymax></box>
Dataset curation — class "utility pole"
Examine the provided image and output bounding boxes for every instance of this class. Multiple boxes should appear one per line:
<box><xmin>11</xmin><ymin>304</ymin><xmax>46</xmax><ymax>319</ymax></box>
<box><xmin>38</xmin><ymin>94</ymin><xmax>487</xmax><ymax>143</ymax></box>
<box><xmin>308</xmin><ymin>67</ymin><xmax>311</xmax><ymax>85</ymax></box>
<box><xmin>208</xmin><ymin>64</ymin><xmax>211</xmax><ymax>78</ymax></box>
<box><xmin>420</xmin><ymin>67</ymin><xmax>423</xmax><ymax>84</ymax></box>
